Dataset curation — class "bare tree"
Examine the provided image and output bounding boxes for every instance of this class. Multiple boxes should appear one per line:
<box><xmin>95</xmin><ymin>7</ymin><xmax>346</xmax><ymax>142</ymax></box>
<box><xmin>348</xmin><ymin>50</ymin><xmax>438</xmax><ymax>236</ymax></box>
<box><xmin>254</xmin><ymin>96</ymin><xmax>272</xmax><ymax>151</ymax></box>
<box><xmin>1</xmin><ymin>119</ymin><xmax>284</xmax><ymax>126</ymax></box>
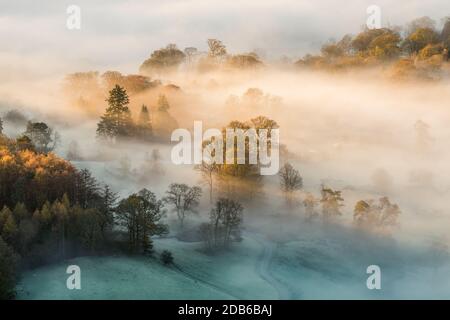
<box><xmin>195</xmin><ymin>161</ymin><xmax>218</xmax><ymax>204</ymax></box>
<box><xmin>209</xmin><ymin>198</ymin><xmax>243</xmax><ymax>248</ymax></box>
<box><xmin>278</xmin><ymin>162</ymin><xmax>303</xmax><ymax>207</ymax></box>
<box><xmin>207</xmin><ymin>39</ymin><xmax>227</xmax><ymax>61</ymax></box>
<box><xmin>164</xmin><ymin>183</ymin><xmax>202</xmax><ymax>228</ymax></box>
<box><xmin>184</xmin><ymin>47</ymin><xmax>198</xmax><ymax>67</ymax></box>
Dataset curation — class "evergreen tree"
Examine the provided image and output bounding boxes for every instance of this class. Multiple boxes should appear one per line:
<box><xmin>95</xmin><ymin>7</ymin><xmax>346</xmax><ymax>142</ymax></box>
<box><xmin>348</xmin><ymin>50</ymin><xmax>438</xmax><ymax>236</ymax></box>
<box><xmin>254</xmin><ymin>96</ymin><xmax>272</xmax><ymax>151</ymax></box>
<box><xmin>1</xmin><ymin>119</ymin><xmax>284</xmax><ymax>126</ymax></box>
<box><xmin>97</xmin><ymin>185</ymin><xmax>118</xmax><ymax>239</ymax></box>
<box><xmin>137</xmin><ymin>104</ymin><xmax>152</xmax><ymax>139</ymax></box>
<box><xmin>97</xmin><ymin>85</ymin><xmax>134</xmax><ymax>140</ymax></box>
<box><xmin>157</xmin><ymin>94</ymin><xmax>170</xmax><ymax>111</ymax></box>
<box><xmin>138</xmin><ymin>104</ymin><xmax>151</xmax><ymax>126</ymax></box>
<box><xmin>0</xmin><ymin>207</ymin><xmax>12</xmax><ymax>233</ymax></box>
<box><xmin>75</xmin><ymin>169</ymin><xmax>100</xmax><ymax>209</ymax></box>
<box><xmin>0</xmin><ymin>236</ymin><xmax>19</xmax><ymax>300</ymax></box>
<box><xmin>2</xmin><ymin>214</ymin><xmax>17</xmax><ymax>244</ymax></box>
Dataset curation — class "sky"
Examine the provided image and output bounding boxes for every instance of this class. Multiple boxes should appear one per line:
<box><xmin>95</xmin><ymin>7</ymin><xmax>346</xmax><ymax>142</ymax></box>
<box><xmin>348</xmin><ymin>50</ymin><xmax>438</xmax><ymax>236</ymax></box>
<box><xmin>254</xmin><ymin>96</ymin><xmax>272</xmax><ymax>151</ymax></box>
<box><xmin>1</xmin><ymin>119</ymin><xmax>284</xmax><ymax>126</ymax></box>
<box><xmin>0</xmin><ymin>0</ymin><xmax>449</xmax><ymax>74</ymax></box>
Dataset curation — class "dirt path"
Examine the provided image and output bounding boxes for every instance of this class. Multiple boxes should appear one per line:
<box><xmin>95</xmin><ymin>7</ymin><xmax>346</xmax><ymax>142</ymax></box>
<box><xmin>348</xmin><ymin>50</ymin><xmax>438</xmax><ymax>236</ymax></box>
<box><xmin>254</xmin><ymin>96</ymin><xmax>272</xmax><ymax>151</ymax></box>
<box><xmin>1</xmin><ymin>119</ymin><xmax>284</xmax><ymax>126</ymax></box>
<box><xmin>250</xmin><ymin>233</ymin><xmax>293</xmax><ymax>300</ymax></box>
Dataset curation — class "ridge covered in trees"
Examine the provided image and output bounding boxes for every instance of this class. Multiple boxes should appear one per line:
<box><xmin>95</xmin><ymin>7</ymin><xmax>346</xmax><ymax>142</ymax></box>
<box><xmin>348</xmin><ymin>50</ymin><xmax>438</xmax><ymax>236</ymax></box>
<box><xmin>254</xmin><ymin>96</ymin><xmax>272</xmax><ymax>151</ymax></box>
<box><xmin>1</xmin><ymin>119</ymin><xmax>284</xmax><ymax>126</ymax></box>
<box><xmin>296</xmin><ymin>16</ymin><xmax>450</xmax><ymax>79</ymax></box>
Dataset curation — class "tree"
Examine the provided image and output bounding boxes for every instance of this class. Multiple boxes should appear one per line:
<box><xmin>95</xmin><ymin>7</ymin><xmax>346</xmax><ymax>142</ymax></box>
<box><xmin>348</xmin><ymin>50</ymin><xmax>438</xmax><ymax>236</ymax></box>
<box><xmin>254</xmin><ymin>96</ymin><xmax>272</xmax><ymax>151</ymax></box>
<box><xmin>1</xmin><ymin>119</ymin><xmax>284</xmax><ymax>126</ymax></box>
<box><xmin>406</xmin><ymin>16</ymin><xmax>436</xmax><ymax>36</ymax></box>
<box><xmin>278</xmin><ymin>163</ymin><xmax>303</xmax><ymax>206</ymax></box>
<box><xmin>442</xmin><ymin>18</ymin><xmax>450</xmax><ymax>41</ymax></box>
<box><xmin>184</xmin><ymin>47</ymin><xmax>198</xmax><ymax>66</ymax></box>
<box><xmin>139</xmin><ymin>44</ymin><xmax>186</xmax><ymax>75</ymax></box>
<box><xmin>0</xmin><ymin>117</ymin><xmax>3</xmax><ymax>135</ymax></box>
<box><xmin>23</xmin><ymin>121</ymin><xmax>58</xmax><ymax>153</ymax></box>
<box><xmin>136</xmin><ymin>104</ymin><xmax>153</xmax><ymax>140</ymax></box>
<box><xmin>320</xmin><ymin>185</ymin><xmax>344</xmax><ymax>221</ymax></box>
<box><xmin>209</xmin><ymin>198</ymin><xmax>243</xmax><ymax>248</ymax></box>
<box><xmin>97</xmin><ymin>185</ymin><xmax>118</xmax><ymax>239</ymax></box>
<box><xmin>368</xmin><ymin>31</ymin><xmax>401</xmax><ymax>59</ymax></box>
<box><xmin>402</xmin><ymin>28</ymin><xmax>440</xmax><ymax>54</ymax></box>
<box><xmin>353</xmin><ymin>197</ymin><xmax>401</xmax><ymax>234</ymax></box>
<box><xmin>0</xmin><ymin>236</ymin><xmax>19</xmax><ymax>300</ymax></box>
<box><xmin>321</xmin><ymin>42</ymin><xmax>345</xmax><ymax>59</ymax></box>
<box><xmin>161</xmin><ymin>250</ymin><xmax>174</xmax><ymax>265</ymax></box>
<box><xmin>16</xmin><ymin>135</ymin><xmax>34</xmax><ymax>151</ymax></box>
<box><xmin>116</xmin><ymin>189</ymin><xmax>168</xmax><ymax>253</ymax></box>
<box><xmin>138</xmin><ymin>104</ymin><xmax>151</xmax><ymax>127</ymax></box>
<box><xmin>1</xmin><ymin>212</ymin><xmax>17</xmax><ymax>245</ymax></box>
<box><xmin>157</xmin><ymin>94</ymin><xmax>170</xmax><ymax>112</ymax></box>
<box><xmin>351</xmin><ymin>28</ymin><xmax>389</xmax><ymax>52</ymax></box>
<box><xmin>199</xmin><ymin>222</ymin><xmax>214</xmax><ymax>250</ymax></box>
<box><xmin>303</xmin><ymin>192</ymin><xmax>319</xmax><ymax>221</ymax></box>
<box><xmin>195</xmin><ymin>161</ymin><xmax>218</xmax><ymax>204</ymax></box>
<box><xmin>227</xmin><ymin>54</ymin><xmax>263</xmax><ymax>69</ymax></box>
<box><xmin>207</xmin><ymin>39</ymin><xmax>227</xmax><ymax>60</ymax></box>
<box><xmin>164</xmin><ymin>184</ymin><xmax>202</xmax><ymax>228</ymax></box>
<box><xmin>96</xmin><ymin>85</ymin><xmax>134</xmax><ymax>141</ymax></box>
<box><xmin>51</xmin><ymin>197</ymin><xmax>69</xmax><ymax>257</ymax></box>
<box><xmin>75</xmin><ymin>169</ymin><xmax>100</xmax><ymax>209</ymax></box>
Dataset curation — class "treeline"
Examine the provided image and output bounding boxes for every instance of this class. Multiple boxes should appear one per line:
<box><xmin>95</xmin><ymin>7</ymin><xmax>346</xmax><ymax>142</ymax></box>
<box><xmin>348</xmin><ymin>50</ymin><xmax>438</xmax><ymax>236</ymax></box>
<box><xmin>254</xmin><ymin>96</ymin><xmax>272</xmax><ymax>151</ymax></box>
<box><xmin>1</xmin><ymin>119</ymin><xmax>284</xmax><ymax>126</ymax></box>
<box><xmin>0</xmin><ymin>134</ymin><xmax>119</xmax><ymax>299</ymax></box>
<box><xmin>296</xmin><ymin>16</ymin><xmax>450</xmax><ymax>79</ymax></box>
<box><xmin>140</xmin><ymin>40</ymin><xmax>263</xmax><ymax>75</ymax></box>
<box><xmin>137</xmin><ymin>16</ymin><xmax>450</xmax><ymax>79</ymax></box>
<box><xmin>277</xmin><ymin>162</ymin><xmax>401</xmax><ymax>234</ymax></box>
<box><xmin>0</xmin><ymin>131</ymin><xmax>246</xmax><ymax>299</ymax></box>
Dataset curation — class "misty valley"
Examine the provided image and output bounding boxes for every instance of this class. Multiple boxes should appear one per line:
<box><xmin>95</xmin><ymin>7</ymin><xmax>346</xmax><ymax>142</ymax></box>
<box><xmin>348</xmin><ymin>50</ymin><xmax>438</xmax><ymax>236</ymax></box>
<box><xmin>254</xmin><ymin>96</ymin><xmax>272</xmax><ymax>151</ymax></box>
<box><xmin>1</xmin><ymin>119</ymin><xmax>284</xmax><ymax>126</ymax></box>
<box><xmin>1</xmin><ymin>10</ymin><xmax>450</xmax><ymax>301</ymax></box>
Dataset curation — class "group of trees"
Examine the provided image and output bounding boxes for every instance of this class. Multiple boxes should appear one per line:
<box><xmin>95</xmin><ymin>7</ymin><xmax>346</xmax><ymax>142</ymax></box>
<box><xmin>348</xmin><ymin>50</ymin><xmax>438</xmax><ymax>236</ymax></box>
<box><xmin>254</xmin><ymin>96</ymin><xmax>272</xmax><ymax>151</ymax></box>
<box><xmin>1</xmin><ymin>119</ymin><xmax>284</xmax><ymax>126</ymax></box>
<box><xmin>64</xmin><ymin>70</ymin><xmax>161</xmax><ymax>118</ymax></box>
<box><xmin>353</xmin><ymin>197</ymin><xmax>401</xmax><ymax>234</ymax></box>
<box><xmin>277</xmin><ymin>164</ymin><xmax>345</xmax><ymax>221</ymax></box>
<box><xmin>0</xmin><ymin>132</ymin><xmax>122</xmax><ymax>298</ymax></box>
<box><xmin>278</xmin><ymin>162</ymin><xmax>303</xmax><ymax>207</ymax></box>
<box><xmin>139</xmin><ymin>40</ymin><xmax>263</xmax><ymax>75</ymax></box>
<box><xmin>137</xmin><ymin>16</ymin><xmax>450</xmax><ymax>78</ymax></box>
<box><xmin>296</xmin><ymin>16</ymin><xmax>450</xmax><ymax>79</ymax></box>
<box><xmin>164</xmin><ymin>183</ymin><xmax>202</xmax><ymax>228</ymax></box>
<box><xmin>0</xmin><ymin>114</ymin><xmax>59</xmax><ymax>154</ymax></box>
<box><xmin>0</xmin><ymin>128</ymin><xmax>203</xmax><ymax>298</ymax></box>
<box><xmin>199</xmin><ymin>198</ymin><xmax>244</xmax><ymax>251</ymax></box>
<box><xmin>196</xmin><ymin>116</ymin><xmax>279</xmax><ymax>202</ymax></box>
<box><xmin>97</xmin><ymin>85</ymin><xmax>174</xmax><ymax>142</ymax></box>
<box><xmin>276</xmin><ymin>162</ymin><xmax>401</xmax><ymax>232</ymax></box>
<box><xmin>116</xmin><ymin>189</ymin><xmax>168</xmax><ymax>254</ymax></box>
<box><xmin>225</xmin><ymin>88</ymin><xmax>283</xmax><ymax>110</ymax></box>
<box><xmin>65</xmin><ymin>71</ymin><xmax>160</xmax><ymax>98</ymax></box>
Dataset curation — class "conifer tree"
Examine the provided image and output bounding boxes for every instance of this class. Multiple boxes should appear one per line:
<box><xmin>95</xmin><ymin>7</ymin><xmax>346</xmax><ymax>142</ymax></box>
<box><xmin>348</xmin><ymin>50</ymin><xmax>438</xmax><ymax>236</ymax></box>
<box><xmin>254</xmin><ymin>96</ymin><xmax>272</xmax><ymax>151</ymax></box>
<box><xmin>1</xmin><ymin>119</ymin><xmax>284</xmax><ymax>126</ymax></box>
<box><xmin>97</xmin><ymin>85</ymin><xmax>134</xmax><ymax>140</ymax></box>
<box><xmin>157</xmin><ymin>94</ymin><xmax>170</xmax><ymax>111</ymax></box>
<box><xmin>137</xmin><ymin>104</ymin><xmax>152</xmax><ymax>139</ymax></box>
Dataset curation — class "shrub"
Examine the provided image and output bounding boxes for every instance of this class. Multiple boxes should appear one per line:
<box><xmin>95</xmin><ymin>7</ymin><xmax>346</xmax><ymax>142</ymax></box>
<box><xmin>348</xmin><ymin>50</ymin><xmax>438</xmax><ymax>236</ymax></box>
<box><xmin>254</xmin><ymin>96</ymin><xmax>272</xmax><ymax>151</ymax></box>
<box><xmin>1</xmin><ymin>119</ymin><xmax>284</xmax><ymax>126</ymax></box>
<box><xmin>161</xmin><ymin>250</ymin><xmax>174</xmax><ymax>265</ymax></box>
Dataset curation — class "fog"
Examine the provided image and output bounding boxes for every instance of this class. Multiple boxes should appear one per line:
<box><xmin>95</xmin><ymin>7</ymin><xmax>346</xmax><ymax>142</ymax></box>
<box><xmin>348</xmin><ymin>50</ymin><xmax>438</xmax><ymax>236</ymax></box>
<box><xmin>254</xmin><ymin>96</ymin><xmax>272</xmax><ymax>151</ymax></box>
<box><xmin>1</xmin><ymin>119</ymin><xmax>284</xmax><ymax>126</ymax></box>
<box><xmin>1</xmin><ymin>0</ymin><xmax>449</xmax><ymax>73</ymax></box>
<box><xmin>4</xmin><ymin>1</ymin><xmax>450</xmax><ymax>299</ymax></box>
<box><xmin>3</xmin><ymin>66</ymin><xmax>450</xmax><ymax>242</ymax></box>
